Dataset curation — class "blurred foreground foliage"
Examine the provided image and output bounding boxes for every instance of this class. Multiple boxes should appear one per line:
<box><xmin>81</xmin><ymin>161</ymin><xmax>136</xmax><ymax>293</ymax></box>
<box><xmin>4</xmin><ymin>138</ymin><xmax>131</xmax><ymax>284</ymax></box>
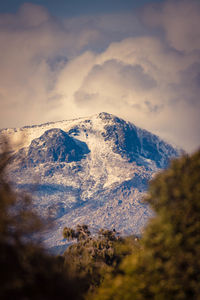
<box><xmin>1</xmin><ymin>138</ymin><xmax>200</xmax><ymax>300</ymax></box>
<box><xmin>63</xmin><ymin>225</ymin><xmax>139</xmax><ymax>294</ymax></box>
<box><xmin>0</xmin><ymin>141</ymin><xmax>84</xmax><ymax>300</ymax></box>
<box><xmin>93</xmin><ymin>150</ymin><xmax>200</xmax><ymax>300</ymax></box>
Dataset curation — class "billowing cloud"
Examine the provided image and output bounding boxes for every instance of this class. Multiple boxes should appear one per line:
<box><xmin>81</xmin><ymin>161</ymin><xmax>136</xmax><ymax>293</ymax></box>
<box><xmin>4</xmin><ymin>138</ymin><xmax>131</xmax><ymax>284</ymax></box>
<box><xmin>55</xmin><ymin>32</ymin><xmax>200</xmax><ymax>152</ymax></box>
<box><xmin>143</xmin><ymin>0</ymin><xmax>200</xmax><ymax>52</ymax></box>
<box><xmin>73</xmin><ymin>58</ymin><xmax>157</xmax><ymax>114</ymax></box>
<box><xmin>0</xmin><ymin>1</ymin><xmax>200</xmax><ymax>153</ymax></box>
<box><xmin>0</xmin><ymin>3</ymin><xmax>106</xmax><ymax>127</ymax></box>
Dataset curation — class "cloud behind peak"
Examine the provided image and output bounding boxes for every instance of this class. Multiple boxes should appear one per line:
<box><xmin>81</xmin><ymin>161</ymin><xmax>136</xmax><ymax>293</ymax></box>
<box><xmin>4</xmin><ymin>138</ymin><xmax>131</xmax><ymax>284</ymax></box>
<box><xmin>0</xmin><ymin>1</ymin><xmax>200</xmax><ymax>153</ymax></box>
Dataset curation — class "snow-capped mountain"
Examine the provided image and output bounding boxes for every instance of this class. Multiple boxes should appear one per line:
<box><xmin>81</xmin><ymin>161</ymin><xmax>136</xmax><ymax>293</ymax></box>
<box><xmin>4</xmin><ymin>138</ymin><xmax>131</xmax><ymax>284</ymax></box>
<box><xmin>1</xmin><ymin>112</ymin><xmax>181</xmax><ymax>251</ymax></box>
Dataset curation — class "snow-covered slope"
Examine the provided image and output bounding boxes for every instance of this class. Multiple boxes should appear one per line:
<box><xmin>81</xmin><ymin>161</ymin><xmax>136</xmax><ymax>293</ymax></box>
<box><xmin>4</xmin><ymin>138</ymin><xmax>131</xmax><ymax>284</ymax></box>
<box><xmin>1</xmin><ymin>112</ymin><xmax>181</xmax><ymax>251</ymax></box>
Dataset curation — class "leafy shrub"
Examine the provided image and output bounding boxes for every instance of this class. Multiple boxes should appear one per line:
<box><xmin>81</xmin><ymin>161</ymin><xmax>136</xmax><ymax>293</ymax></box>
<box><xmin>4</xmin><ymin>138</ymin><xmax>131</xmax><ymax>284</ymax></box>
<box><xmin>63</xmin><ymin>225</ymin><xmax>139</xmax><ymax>294</ymax></box>
<box><xmin>0</xmin><ymin>141</ymin><xmax>84</xmax><ymax>300</ymax></box>
<box><xmin>94</xmin><ymin>151</ymin><xmax>200</xmax><ymax>300</ymax></box>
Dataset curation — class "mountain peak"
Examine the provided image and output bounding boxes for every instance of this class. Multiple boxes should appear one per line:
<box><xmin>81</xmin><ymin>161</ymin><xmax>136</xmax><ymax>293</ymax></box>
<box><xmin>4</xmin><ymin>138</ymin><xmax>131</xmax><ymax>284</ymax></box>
<box><xmin>96</xmin><ymin>112</ymin><xmax>124</xmax><ymax>124</ymax></box>
<box><xmin>97</xmin><ymin>112</ymin><xmax>116</xmax><ymax>120</ymax></box>
<box><xmin>4</xmin><ymin>113</ymin><xmax>182</xmax><ymax>250</ymax></box>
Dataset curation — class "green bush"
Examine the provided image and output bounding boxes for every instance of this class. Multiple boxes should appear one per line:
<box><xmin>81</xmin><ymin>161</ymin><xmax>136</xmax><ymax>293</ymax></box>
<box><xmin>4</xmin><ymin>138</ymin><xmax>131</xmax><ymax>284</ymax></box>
<box><xmin>94</xmin><ymin>151</ymin><xmax>200</xmax><ymax>300</ymax></box>
<box><xmin>0</xmin><ymin>143</ymin><xmax>84</xmax><ymax>300</ymax></box>
<box><xmin>63</xmin><ymin>225</ymin><xmax>139</xmax><ymax>294</ymax></box>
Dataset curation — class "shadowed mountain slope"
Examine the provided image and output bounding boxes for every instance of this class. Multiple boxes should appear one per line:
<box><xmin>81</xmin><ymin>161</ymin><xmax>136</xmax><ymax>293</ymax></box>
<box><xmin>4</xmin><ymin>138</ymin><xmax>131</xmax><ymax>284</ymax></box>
<box><xmin>1</xmin><ymin>112</ymin><xmax>181</xmax><ymax>251</ymax></box>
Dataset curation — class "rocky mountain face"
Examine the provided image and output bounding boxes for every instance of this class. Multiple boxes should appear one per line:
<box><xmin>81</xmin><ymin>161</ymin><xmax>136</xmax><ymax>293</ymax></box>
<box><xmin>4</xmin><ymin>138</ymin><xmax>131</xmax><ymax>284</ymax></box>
<box><xmin>23</xmin><ymin>128</ymin><xmax>90</xmax><ymax>166</ymax></box>
<box><xmin>1</xmin><ymin>112</ymin><xmax>181</xmax><ymax>252</ymax></box>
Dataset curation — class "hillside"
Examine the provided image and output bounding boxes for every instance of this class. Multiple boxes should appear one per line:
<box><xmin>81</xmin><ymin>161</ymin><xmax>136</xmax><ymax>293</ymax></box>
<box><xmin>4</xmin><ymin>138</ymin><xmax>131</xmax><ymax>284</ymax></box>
<box><xmin>1</xmin><ymin>112</ymin><xmax>181</xmax><ymax>251</ymax></box>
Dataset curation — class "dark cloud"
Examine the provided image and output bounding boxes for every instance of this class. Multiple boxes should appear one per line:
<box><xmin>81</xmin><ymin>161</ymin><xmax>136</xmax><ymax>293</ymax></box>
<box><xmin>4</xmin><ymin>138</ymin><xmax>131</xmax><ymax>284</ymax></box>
<box><xmin>144</xmin><ymin>100</ymin><xmax>163</xmax><ymax>113</ymax></box>
<box><xmin>169</xmin><ymin>62</ymin><xmax>200</xmax><ymax>107</ymax></box>
<box><xmin>119</xmin><ymin>63</ymin><xmax>157</xmax><ymax>90</ymax></box>
<box><xmin>143</xmin><ymin>0</ymin><xmax>200</xmax><ymax>52</ymax></box>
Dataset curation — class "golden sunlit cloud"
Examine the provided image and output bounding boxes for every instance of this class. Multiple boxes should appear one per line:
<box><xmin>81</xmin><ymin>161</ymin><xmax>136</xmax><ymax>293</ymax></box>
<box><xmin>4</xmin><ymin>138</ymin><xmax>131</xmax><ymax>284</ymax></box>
<box><xmin>0</xmin><ymin>0</ymin><xmax>200</xmax><ymax>152</ymax></box>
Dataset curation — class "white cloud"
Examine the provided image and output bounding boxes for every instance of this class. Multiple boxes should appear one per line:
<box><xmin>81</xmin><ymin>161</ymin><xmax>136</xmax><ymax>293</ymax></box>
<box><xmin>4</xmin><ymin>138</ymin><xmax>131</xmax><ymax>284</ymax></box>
<box><xmin>0</xmin><ymin>1</ymin><xmax>200</xmax><ymax>153</ymax></box>
<box><xmin>143</xmin><ymin>0</ymin><xmax>200</xmax><ymax>52</ymax></box>
<box><xmin>0</xmin><ymin>3</ymin><xmax>105</xmax><ymax>127</ymax></box>
<box><xmin>55</xmin><ymin>32</ymin><xmax>200</xmax><ymax>152</ymax></box>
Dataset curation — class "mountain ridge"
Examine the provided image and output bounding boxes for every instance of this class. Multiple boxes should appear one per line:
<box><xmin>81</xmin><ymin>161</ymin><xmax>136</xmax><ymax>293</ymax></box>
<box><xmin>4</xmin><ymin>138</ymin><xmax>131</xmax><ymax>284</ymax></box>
<box><xmin>1</xmin><ymin>112</ymin><xmax>182</xmax><ymax>251</ymax></box>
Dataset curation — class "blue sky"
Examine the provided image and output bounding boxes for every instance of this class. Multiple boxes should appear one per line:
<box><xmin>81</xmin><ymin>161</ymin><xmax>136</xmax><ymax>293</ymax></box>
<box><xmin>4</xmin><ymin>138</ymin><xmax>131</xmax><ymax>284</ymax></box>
<box><xmin>0</xmin><ymin>0</ymin><xmax>200</xmax><ymax>152</ymax></box>
<box><xmin>0</xmin><ymin>0</ymin><xmax>164</xmax><ymax>16</ymax></box>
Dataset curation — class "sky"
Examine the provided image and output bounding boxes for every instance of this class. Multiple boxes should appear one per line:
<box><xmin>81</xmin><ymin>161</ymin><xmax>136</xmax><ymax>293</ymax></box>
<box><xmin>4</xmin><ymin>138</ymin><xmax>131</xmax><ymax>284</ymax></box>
<box><xmin>0</xmin><ymin>0</ymin><xmax>200</xmax><ymax>153</ymax></box>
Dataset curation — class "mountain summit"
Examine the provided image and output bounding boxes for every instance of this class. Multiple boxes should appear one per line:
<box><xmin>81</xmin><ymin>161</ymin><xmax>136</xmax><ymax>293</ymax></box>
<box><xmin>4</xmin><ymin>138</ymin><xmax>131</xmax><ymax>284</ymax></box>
<box><xmin>2</xmin><ymin>113</ymin><xmax>181</xmax><ymax>251</ymax></box>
